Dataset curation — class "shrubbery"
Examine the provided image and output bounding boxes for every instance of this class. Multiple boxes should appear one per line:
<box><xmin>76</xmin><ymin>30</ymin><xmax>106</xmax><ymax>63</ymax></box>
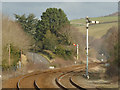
<box><xmin>15</xmin><ymin>8</ymin><xmax>72</xmax><ymax>59</ymax></box>
<box><xmin>54</xmin><ymin>45</ymin><xmax>72</xmax><ymax>59</ymax></box>
<box><xmin>2</xmin><ymin>44</ymin><xmax>20</xmax><ymax>70</ymax></box>
<box><xmin>2</xmin><ymin>16</ymin><xmax>33</xmax><ymax>69</ymax></box>
<box><xmin>103</xmin><ymin>27</ymin><xmax>119</xmax><ymax>78</ymax></box>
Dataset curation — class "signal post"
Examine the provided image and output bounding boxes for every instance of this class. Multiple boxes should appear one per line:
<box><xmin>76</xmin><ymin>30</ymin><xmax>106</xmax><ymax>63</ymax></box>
<box><xmin>85</xmin><ymin>16</ymin><xmax>99</xmax><ymax>79</ymax></box>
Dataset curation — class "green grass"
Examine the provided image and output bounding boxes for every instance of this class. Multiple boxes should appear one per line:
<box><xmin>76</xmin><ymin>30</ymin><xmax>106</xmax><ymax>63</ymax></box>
<box><xmin>70</xmin><ymin>16</ymin><xmax>118</xmax><ymax>39</ymax></box>
<box><xmin>70</xmin><ymin>16</ymin><xmax>118</xmax><ymax>25</ymax></box>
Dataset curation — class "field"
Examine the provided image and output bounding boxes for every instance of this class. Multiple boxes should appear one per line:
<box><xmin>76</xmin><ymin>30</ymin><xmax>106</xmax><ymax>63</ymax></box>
<box><xmin>70</xmin><ymin>16</ymin><xmax>118</xmax><ymax>39</ymax></box>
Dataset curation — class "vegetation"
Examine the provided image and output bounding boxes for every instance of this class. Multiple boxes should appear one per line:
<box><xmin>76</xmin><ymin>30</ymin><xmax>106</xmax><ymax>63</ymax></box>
<box><xmin>71</xmin><ymin>16</ymin><xmax>118</xmax><ymax>25</ymax></box>
<box><xmin>14</xmin><ymin>13</ymin><xmax>38</xmax><ymax>35</ymax></box>
<box><xmin>106</xmin><ymin>43</ymin><xmax>119</xmax><ymax>78</ymax></box>
<box><xmin>2</xmin><ymin>44</ymin><xmax>20</xmax><ymax>70</ymax></box>
<box><xmin>100</xmin><ymin>26</ymin><xmax>119</xmax><ymax>78</ymax></box>
<box><xmin>89</xmin><ymin>26</ymin><xmax>119</xmax><ymax>79</ymax></box>
<box><xmin>37</xmin><ymin>8</ymin><xmax>69</xmax><ymax>37</ymax></box>
<box><xmin>71</xmin><ymin>15</ymin><xmax>119</xmax><ymax>79</ymax></box>
<box><xmin>3</xmin><ymin>7</ymin><xmax>119</xmax><ymax>74</ymax></box>
<box><xmin>43</xmin><ymin>30</ymin><xmax>58</xmax><ymax>51</ymax></box>
<box><xmin>70</xmin><ymin>16</ymin><xmax>118</xmax><ymax>39</ymax></box>
<box><xmin>14</xmin><ymin>8</ymin><xmax>73</xmax><ymax>60</ymax></box>
<box><xmin>2</xmin><ymin>16</ymin><xmax>34</xmax><ymax>69</ymax></box>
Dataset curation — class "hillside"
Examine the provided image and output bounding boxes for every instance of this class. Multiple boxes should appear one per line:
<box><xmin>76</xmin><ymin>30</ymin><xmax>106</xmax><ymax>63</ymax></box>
<box><xmin>2</xmin><ymin>16</ymin><xmax>34</xmax><ymax>68</ymax></box>
<box><xmin>70</xmin><ymin>15</ymin><xmax>118</xmax><ymax>61</ymax></box>
<box><xmin>70</xmin><ymin>14</ymin><xmax>119</xmax><ymax>80</ymax></box>
<box><xmin>105</xmin><ymin>12</ymin><xmax>118</xmax><ymax>17</ymax></box>
<box><xmin>70</xmin><ymin>16</ymin><xmax>118</xmax><ymax>39</ymax></box>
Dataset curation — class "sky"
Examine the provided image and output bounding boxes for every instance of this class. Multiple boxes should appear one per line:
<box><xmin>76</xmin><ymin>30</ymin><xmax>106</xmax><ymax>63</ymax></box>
<box><xmin>2</xmin><ymin>2</ymin><xmax>118</xmax><ymax>20</ymax></box>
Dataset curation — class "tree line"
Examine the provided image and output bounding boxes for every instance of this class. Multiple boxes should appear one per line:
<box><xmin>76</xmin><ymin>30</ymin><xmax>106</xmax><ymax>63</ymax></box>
<box><xmin>14</xmin><ymin>8</ymin><xmax>73</xmax><ymax>59</ymax></box>
<box><xmin>2</xmin><ymin>16</ymin><xmax>33</xmax><ymax>70</ymax></box>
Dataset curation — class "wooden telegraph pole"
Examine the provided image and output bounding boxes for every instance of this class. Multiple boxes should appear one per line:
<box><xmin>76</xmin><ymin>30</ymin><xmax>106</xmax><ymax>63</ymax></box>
<box><xmin>9</xmin><ymin>44</ymin><xmax>10</xmax><ymax>66</ymax></box>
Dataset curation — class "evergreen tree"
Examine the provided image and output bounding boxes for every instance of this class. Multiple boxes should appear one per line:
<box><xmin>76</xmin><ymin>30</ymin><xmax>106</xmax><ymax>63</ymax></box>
<box><xmin>43</xmin><ymin>30</ymin><xmax>58</xmax><ymax>51</ymax></box>
<box><xmin>14</xmin><ymin>13</ymin><xmax>38</xmax><ymax>35</ymax></box>
<box><xmin>37</xmin><ymin>8</ymin><xmax>69</xmax><ymax>36</ymax></box>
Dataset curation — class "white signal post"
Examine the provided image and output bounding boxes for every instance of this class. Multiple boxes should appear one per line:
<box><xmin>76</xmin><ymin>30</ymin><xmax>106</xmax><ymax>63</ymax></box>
<box><xmin>85</xmin><ymin>16</ymin><xmax>99</xmax><ymax>79</ymax></box>
<box><xmin>76</xmin><ymin>44</ymin><xmax>79</xmax><ymax>60</ymax></box>
<box><xmin>73</xmin><ymin>43</ymin><xmax>79</xmax><ymax>61</ymax></box>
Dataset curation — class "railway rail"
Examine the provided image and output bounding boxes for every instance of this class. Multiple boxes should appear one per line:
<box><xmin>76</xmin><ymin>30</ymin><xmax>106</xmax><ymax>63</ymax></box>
<box><xmin>55</xmin><ymin>71</ymin><xmax>102</xmax><ymax>90</ymax></box>
<box><xmin>55</xmin><ymin>63</ymin><xmax>102</xmax><ymax>90</ymax></box>
<box><xmin>34</xmin><ymin>80</ymin><xmax>40</xmax><ymax>90</ymax></box>
<box><xmin>69</xmin><ymin>77</ymin><xmax>86</xmax><ymax>90</ymax></box>
<box><xmin>16</xmin><ymin>62</ymin><xmax>100</xmax><ymax>90</ymax></box>
<box><xmin>55</xmin><ymin>68</ymin><xmax>86</xmax><ymax>90</ymax></box>
<box><xmin>17</xmin><ymin>72</ymin><xmax>41</xmax><ymax>89</ymax></box>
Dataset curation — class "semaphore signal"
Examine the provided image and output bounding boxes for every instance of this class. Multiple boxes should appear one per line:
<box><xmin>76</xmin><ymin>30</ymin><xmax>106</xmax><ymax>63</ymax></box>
<box><xmin>73</xmin><ymin>43</ymin><xmax>77</xmax><ymax>46</ymax></box>
<box><xmin>86</xmin><ymin>16</ymin><xmax>100</xmax><ymax>24</ymax></box>
<box><xmin>73</xmin><ymin>43</ymin><xmax>79</xmax><ymax>61</ymax></box>
<box><xmin>85</xmin><ymin>16</ymin><xmax>100</xmax><ymax>79</ymax></box>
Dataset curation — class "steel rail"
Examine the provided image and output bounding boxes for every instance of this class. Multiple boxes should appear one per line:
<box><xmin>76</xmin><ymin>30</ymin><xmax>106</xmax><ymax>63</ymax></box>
<box><xmin>55</xmin><ymin>67</ymin><xmax>84</xmax><ymax>90</ymax></box>
<box><xmin>55</xmin><ymin>63</ymin><xmax>100</xmax><ymax>90</ymax></box>
<box><xmin>17</xmin><ymin>63</ymin><xmax>100</xmax><ymax>90</ymax></box>
<box><xmin>69</xmin><ymin>77</ymin><xmax>86</xmax><ymax>90</ymax></box>
<box><xmin>34</xmin><ymin>80</ymin><xmax>41</xmax><ymax>90</ymax></box>
<box><xmin>17</xmin><ymin>72</ymin><xmax>42</xmax><ymax>90</ymax></box>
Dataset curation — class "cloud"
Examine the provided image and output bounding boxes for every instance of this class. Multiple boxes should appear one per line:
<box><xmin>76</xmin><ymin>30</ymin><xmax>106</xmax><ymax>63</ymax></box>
<box><xmin>2</xmin><ymin>2</ymin><xmax>118</xmax><ymax>20</ymax></box>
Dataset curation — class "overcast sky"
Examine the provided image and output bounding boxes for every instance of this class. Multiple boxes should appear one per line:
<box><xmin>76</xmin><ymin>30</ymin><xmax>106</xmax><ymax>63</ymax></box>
<box><xmin>2</xmin><ymin>2</ymin><xmax>118</xmax><ymax>20</ymax></box>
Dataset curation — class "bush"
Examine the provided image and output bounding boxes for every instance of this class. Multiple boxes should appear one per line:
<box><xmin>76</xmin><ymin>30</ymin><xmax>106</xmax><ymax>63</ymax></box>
<box><xmin>54</xmin><ymin>45</ymin><xmax>72</xmax><ymax>60</ymax></box>
<box><xmin>2</xmin><ymin>44</ymin><xmax>20</xmax><ymax>70</ymax></box>
<box><xmin>42</xmin><ymin>51</ymin><xmax>54</xmax><ymax>59</ymax></box>
<box><xmin>65</xmin><ymin>50</ymin><xmax>72</xmax><ymax>56</ymax></box>
<box><xmin>106</xmin><ymin>63</ymin><xmax>118</xmax><ymax>77</ymax></box>
<box><xmin>43</xmin><ymin>30</ymin><xmax>58</xmax><ymax>51</ymax></box>
<box><xmin>54</xmin><ymin>46</ymin><xmax>65</xmax><ymax>56</ymax></box>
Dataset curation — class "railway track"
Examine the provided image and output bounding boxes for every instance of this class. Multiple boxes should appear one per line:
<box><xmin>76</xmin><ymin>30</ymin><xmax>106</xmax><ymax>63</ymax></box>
<box><xmin>55</xmin><ymin>63</ymin><xmax>102</xmax><ymax>90</ymax></box>
<box><xmin>16</xmin><ymin>62</ymin><xmax>100</xmax><ymax>90</ymax></box>
<box><xmin>16</xmin><ymin>64</ymin><xmax>84</xmax><ymax>89</ymax></box>
<box><xmin>55</xmin><ymin>67</ymin><xmax>86</xmax><ymax>90</ymax></box>
<box><xmin>17</xmin><ymin>72</ymin><xmax>42</xmax><ymax>89</ymax></box>
<box><xmin>17</xmin><ymin>70</ymin><xmax>56</xmax><ymax>89</ymax></box>
<box><xmin>69</xmin><ymin>77</ymin><xmax>86</xmax><ymax>90</ymax></box>
<box><xmin>17</xmin><ymin>70</ymin><xmax>58</xmax><ymax>89</ymax></box>
<box><xmin>34</xmin><ymin>80</ymin><xmax>40</xmax><ymax>90</ymax></box>
<box><xmin>69</xmin><ymin>76</ymin><xmax>102</xmax><ymax>90</ymax></box>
